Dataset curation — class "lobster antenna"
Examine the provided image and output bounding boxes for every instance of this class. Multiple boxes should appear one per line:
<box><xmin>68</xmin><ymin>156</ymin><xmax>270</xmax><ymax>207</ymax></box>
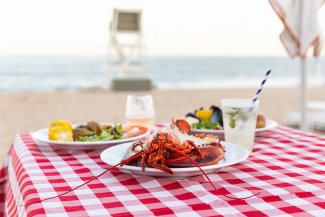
<box><xmin>170</xmin><ymin>117</ymin><xmax>175</xmax><ymax>128</ymax></box>
<box><xmin>168</xmin><ymin>147</ymin><xmax>261</xmax><ymax>200</ymax></box>
<box><xmin>20</xmin><ymin>150</ymin><xmax>149</xmax><ymax>207</ymax></box>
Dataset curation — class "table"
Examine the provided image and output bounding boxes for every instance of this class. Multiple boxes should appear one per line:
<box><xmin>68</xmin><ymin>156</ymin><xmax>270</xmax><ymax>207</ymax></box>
<box><xmin>1</xmin><ymin>125</ymin><xmax>325</xmax><ymax>216</ymax></box>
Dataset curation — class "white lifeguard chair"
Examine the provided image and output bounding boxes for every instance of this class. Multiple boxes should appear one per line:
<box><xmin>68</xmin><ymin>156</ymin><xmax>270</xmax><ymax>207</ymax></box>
<box><xmin>107</xmin><ymin>9</ymin><xmax>151</xmax><ymax>91</ymax></box>
<box><xmin>108</xmin><ymin>9</ymin><xmax>145</xmax><ymax>68</ymax></box>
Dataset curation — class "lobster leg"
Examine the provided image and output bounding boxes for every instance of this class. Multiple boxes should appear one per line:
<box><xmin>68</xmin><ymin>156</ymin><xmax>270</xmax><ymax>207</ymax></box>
<box><xmin>120</xmin><ymin>150</ymin><xmax>146</xmax><ymax>166</ymax></box>
<box><xmin>166</xmin><ymin>147</ymin><xmax>245</xmax><ymax>200</ymax></box>
<box><xmin>141</xmin><ymin>154</ymin><xmax>148</xmax><ymax>172</ymax></box>
<box><xmin>120</xmin><ymin>147</ymin><xmax>155</xmax><ymax>167</ymax></box>
<box><xmin>186</xmin><ymin>140</ymin><xmax>202</xmax><ymax>158</ymax></box>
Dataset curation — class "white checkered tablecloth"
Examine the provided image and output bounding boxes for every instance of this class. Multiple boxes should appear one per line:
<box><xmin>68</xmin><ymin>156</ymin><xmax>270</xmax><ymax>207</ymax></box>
<box><xmin>1</xmin><ymin>125</ymin><xmax>325</xmax><ymax>216</ymax></box>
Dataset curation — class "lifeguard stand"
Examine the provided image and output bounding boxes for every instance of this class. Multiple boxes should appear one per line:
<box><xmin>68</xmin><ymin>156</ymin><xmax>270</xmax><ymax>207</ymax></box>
<box><xmin>107</xmin><ymin>9</ymin><xmax>151</xmax><ymax>91</ymax></box>
<box><xmin>108</xmin><ymin>9</ymin><xmax>145</xmax><ymax>68</ymax></box>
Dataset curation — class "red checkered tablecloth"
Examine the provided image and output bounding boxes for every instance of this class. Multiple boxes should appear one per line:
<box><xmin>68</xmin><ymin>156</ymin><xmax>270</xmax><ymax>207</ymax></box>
<box><xmin>0</xmin><ymin>125</ymin><xmax>325</xmax><ymax>216</ymax></box>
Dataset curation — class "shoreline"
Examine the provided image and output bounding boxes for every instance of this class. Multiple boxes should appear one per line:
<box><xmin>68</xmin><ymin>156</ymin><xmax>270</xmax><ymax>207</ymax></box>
<box><xmin>1</xmin><ymin>77</ymin><xmax>325</xmax><ymax>93</ymax></box>
<box><xmin>1</xmin><ymin>86</ymin><xmax>325</xmax><ymax>161</ymax></box>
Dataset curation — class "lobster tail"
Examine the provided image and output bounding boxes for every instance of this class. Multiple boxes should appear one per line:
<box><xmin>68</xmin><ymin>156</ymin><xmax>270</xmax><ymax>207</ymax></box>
<box><xmin>165</xmin><ymin>145</ymin><xmax>225</xmax><ymax>167</ymax></box>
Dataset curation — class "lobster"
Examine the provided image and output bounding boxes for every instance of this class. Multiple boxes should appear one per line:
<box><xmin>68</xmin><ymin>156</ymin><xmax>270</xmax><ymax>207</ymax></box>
<box><xmin>120</xmin><ymin>119</ymin><xmax>225</xmax><ymax>174</ymax></box>
<box><xmin>22</xmin><ymin>119</ymin><xmax>257</xmax><ymax>207</ymax></box>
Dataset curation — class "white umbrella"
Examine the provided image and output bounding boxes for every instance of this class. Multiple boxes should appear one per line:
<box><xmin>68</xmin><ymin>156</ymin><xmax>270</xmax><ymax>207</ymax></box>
<box><xmin>269</xmin><ymin>0</ymin><xmax>325</xmax><ymax>130</ymax></box>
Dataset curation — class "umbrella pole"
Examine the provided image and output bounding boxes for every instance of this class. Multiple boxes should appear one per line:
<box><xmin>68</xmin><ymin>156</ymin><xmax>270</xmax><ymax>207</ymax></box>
<box><xmin>300</xmin><ymin>57</ymin><xmax>307</xmax><ymax>131</ymax></box>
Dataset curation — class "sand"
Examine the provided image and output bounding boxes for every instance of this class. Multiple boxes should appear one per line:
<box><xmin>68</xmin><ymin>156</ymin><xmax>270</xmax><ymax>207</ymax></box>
<box><xmin>1</xmin><ymin>86</ymin><xmax>325</xmax><ymax>161</ymax></box>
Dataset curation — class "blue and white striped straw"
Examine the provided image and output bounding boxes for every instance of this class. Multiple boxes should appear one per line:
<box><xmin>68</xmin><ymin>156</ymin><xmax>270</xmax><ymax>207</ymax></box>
<box><xmin>249</xmin><ymin>69</ymin><xmax>272</xmax><ymax>111</ymax></box>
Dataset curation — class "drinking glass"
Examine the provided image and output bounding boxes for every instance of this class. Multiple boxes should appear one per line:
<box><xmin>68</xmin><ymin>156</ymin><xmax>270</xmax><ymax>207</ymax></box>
<box><xmin>221</xmin><ymin>99</ymin><xmax>259</xmax><ymax>153</ymax></box>
<box><xmin>125</xmin><ymin>94</ymin><xmax>155</xmax><ymax>129</ymax></box>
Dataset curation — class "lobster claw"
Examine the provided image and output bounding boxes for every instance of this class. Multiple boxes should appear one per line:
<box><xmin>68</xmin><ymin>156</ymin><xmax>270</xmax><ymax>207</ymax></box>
<box><xmin>174</xmin><ymin>119</ymin><xmax>191</xmax><ymax>134</ymax></box>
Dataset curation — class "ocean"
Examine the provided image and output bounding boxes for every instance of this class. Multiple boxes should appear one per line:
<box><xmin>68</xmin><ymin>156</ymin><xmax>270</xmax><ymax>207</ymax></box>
<box><xmin>0</xmin><ymin>56</ymin><xmax>324</xmax><ymax>92</ymax></box>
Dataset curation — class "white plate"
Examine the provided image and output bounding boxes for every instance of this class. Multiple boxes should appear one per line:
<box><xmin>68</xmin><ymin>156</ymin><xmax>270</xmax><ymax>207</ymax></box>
<box><xmin>32</xmin><ymin>125</ymin><xmax>149</xmax><ymax>151</ymax></box>
<box><xmin>191</xmin><ymin>119</ymin><xmax>278</xmax><ymax>136</ymax></box>
<box><xmin>100</xmin><ymin>141</ymin><xmax>249</xmax><ymax>178</ymax></box>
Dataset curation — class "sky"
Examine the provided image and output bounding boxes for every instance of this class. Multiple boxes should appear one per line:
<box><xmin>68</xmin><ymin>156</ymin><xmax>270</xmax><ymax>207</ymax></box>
<box><xmin>0</xmin><ymin>0</ymin><xmax>325</xmax><ymax>57</ymax></box>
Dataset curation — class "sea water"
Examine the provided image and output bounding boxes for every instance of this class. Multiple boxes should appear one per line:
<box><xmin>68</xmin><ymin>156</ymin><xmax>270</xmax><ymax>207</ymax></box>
<box><xmin>0</xmin><ymin>56</ymin><xmax>324</xmax><ymax>92</ymax></box>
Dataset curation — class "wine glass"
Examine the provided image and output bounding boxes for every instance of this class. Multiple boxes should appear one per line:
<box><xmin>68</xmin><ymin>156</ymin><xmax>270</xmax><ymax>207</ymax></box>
<box><xmin>125</xmin><ymin>94</ymin><xmax>155</xmax><ymax>129</ymax></box>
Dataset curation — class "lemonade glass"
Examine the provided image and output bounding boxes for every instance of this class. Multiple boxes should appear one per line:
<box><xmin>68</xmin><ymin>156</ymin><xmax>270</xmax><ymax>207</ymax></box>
<box><xmin>221</xmin><ymin>99</ymin><xmax>259</xmax><ymax>153</ymax></box>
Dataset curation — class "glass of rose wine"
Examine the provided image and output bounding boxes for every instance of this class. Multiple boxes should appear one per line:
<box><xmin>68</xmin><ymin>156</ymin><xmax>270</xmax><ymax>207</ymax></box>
<box><xmin>125</xmin><ymin>94</ymin><xmax>155</xmax><ymax>129</ymax></box>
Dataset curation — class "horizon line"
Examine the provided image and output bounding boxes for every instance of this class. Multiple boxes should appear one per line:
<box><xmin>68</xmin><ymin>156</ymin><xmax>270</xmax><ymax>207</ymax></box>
<box><xmin>0</xmin><ymin>54</ymin><xmax>324</xmax><ymax>58</ymax></box>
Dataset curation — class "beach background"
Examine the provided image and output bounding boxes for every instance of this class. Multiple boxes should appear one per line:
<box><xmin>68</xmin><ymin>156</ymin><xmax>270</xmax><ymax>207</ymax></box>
<box><xmin>1</xmin><ymin>0</ymin><xmax>325</xmax><ymax>161</ymax></box>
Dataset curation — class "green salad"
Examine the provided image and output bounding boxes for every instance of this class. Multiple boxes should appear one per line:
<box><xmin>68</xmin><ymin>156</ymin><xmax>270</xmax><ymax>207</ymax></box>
<box><xmin>191</xmin><ymin>121</ymin><xmax>223</xmax><ymax>130</ymax></box>
<box><xmin>74</xmin><ymin>122</ymin><xmax>124</xmax><ymax>142</ymax></box>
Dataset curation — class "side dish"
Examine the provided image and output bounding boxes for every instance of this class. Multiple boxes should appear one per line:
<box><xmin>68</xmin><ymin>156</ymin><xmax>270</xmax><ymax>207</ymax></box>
<box><xmin>48</xmin><ymin>120</ymin><xmax>148</xmax><ymax>142</ymax></box>
<box><xmin>186</xmin><ymin>106</ymin><xmax>266</xmax><ymax>130</ymax></box>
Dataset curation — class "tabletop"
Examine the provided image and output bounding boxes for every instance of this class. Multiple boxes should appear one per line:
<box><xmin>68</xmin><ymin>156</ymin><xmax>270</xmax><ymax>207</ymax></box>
<box><xmin>0</xmin><ymin>125</ymin><xmax>325</xmax><ymax>217</ymax></box>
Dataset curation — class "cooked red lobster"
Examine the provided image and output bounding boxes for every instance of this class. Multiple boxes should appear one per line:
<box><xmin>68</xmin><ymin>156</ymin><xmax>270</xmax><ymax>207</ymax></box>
<box><xmin>120</xmin><ymin>119</ymin><xmax>225</xmax><ymax>174</ymax></box>
<box><xmin>23</xmin><ymin>120</ymin><xmax>256</xmax><ymax>206</ymax></box>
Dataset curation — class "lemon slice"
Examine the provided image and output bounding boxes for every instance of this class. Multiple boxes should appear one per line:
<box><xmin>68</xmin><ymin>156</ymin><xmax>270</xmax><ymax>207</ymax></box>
<box><xmin>195</xmin><ymin>109</ymin><xmax>213</xmax><ymax>121</ymax></box>
<box><xmin>48</xmin><ymin>120</ymin><xmax>73</xmax><ymax>141</ymax></box>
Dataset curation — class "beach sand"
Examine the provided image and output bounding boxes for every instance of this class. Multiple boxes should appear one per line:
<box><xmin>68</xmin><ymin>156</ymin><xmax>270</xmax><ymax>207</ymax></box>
<box><xmin>1</xmin><ymin>86</ymin><xmax>325</xmax><ymax>161</ymax></box>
